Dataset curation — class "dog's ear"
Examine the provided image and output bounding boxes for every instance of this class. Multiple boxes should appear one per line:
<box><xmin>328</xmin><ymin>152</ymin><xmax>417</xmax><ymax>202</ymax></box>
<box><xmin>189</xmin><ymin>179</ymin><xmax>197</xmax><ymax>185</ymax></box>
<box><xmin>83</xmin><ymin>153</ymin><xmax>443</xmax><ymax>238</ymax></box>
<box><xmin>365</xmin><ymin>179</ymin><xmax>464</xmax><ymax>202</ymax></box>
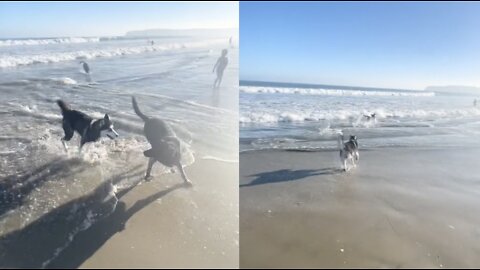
<box><xmin>104</xmin><ymin>114</ymin><xmax>110</xmax><ymax>121</ymax></box>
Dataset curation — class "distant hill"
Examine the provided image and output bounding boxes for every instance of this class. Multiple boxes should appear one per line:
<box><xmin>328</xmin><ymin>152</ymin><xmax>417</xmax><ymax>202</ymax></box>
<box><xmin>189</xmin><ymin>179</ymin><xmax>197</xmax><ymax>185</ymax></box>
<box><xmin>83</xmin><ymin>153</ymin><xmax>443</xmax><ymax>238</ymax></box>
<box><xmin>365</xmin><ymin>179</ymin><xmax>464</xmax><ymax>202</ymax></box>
<box><xmin>126</xmin><ymin>28</ymin><xmax>238</xmax><ymax>38</ymax></box>
<box><xmin>425</xmin><ymin>85</ymin><xmax>480</xmax><ymax>96</ymax></box>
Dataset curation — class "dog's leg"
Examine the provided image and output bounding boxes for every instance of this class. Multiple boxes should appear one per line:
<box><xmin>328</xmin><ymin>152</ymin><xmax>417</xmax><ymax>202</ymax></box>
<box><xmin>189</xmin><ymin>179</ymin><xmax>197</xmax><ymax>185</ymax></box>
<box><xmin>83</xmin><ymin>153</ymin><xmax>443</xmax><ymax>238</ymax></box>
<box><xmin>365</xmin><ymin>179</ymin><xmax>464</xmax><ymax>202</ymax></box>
<box><xmin>79</xmin><ymin>140</ymin><xmax>88</xmax><ymax>154</ymax></box>
<box><xmin>348</xmin><ymin>154</ymin><xmax>355</xmax><ymax>168</ymax></box>
<box><xmin>79</xmin><ymin>132</ymin><xmax>89</xmax><ymax>154</ymax></box>
<box><xmin>145</xmin><ymin>158</ymin><xmax>155</xmax><ymax>181</ymax></box>
<box><xmin>346</xmin><ymin>154</ymin><xmax>354</xmax><ymax>171</ymax></box>
<box><xmin>349</xmin><ymin>152</ymin><xmax>356</xmax><ymax>168</ymax></box>
<box><xmin>343</xmin><ymin>156</ymin><xmax>348</xmax><ymax>172</ymax></box>
<box><xmin>340</xmin><ymin>150</ymin><xmax>347</xmax><ymax>171</ymax></box>
<box><xmin>61</xmin><ymin>121</ymin><xmax>74</xmax><ymax>153</ymax></box>
<box><xmin>177</xmin><ymin>163</ymin><xmax>192</xmax><ymax>186</ymax></box>
<box><xmin>62</xmin><ymin>139</ymin><xmax>69</xmax><ymax>152</ymax></box>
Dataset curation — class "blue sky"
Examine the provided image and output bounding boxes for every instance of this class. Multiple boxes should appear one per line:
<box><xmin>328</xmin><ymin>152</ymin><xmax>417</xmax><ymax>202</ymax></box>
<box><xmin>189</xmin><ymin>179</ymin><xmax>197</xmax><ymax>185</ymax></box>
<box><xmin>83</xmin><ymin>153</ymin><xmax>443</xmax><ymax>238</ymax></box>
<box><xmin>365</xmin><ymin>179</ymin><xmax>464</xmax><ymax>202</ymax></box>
<box><xmin>240</xmin><ymin>2</ymin><xmax>480</xmax><ymax>90</ymax></box>
<box><xmin>0</xmin><ymin>2</ymin><xmax>238</xmax><ymax>38</ymax></box>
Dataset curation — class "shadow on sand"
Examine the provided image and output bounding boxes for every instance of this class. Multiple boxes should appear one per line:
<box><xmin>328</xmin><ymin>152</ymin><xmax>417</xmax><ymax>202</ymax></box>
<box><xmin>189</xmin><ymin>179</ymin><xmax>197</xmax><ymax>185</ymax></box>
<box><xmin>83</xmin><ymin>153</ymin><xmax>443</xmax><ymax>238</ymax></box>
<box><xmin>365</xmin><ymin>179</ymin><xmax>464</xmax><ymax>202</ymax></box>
<box><xmin>0</xmin><ymin>160</ymin><xmax>188</xmax><ymax>268</ymax></box>
<box><xmin>0</xmin><ymin>158</ymin><xmax>90</xmax><ymax>217</ymax></box>
<box><xmin>240</xmin><ymin>167</ymin><xmax>342</xmax><ymax>188</ymax></box>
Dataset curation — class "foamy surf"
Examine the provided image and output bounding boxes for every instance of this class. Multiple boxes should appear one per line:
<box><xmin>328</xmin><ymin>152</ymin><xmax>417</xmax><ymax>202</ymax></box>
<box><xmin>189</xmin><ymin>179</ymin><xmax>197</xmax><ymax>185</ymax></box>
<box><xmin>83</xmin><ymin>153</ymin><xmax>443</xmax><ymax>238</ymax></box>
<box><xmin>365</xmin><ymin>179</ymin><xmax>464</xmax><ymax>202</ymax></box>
<box><xmin>240</xmin><ymin>86</ymin><xmax>435</xmax><ymax>97</ymax></box>
<box><xmin>240</xmin><ymin>82</ymin><xmax>480</xmax><ymax>152</ymax></box>
<box><xmin>240</xmin><ymin>108</ymin><xmax>480</xmax><ymax>124</ymax></box>
<box><xmin>201</xmin><ymin>156</ymin><xmax>239</xmax><ymax>163</ymax></box>
<box><xmin>0</xmin><ymin>37</ymin><xmax>102</xmax><ymax>47</ymax></box>
<box><xmin>52</xmin><ymin>77</ymin><xmax>77</xmax><ymax>85</ymax></box>
<box><xmin>0</xmin><ymin>38</ymin><xmax>227</xmax><ymax>68</ymax></box>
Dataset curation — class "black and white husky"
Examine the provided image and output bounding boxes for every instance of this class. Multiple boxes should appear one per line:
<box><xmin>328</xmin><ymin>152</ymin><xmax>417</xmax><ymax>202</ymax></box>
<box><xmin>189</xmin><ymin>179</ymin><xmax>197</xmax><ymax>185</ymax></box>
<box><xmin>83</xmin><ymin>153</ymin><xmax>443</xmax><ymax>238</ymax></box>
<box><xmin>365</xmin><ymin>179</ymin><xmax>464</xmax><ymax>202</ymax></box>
<box><xmin>57</xmin><ymin>100</ymin><xmax>119</xmax><ymax>152</ymax></box>
<box><xmin>131</xmin><ymin>96</ymin><xmax>192</xmax><ymax>185</ymax></box>
<box><xmin>338</xmin><ymin>134</ymin><xmax>359</xmax><ymax>172</ymax></box>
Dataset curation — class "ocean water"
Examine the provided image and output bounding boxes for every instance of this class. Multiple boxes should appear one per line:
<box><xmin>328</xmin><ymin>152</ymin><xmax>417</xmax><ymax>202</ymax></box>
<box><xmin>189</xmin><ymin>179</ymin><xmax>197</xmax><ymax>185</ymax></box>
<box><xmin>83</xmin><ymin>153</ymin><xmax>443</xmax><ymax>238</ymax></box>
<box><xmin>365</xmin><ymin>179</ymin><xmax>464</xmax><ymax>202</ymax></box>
<box><xmin>0</xmin><ymin>34</ymin><xmax>238</xmax><ymax>266</ymax></box>
<box><xmin>240</xmin><ymin>81</ymin><xmax>480</xmax><ymax>151</ymax></box>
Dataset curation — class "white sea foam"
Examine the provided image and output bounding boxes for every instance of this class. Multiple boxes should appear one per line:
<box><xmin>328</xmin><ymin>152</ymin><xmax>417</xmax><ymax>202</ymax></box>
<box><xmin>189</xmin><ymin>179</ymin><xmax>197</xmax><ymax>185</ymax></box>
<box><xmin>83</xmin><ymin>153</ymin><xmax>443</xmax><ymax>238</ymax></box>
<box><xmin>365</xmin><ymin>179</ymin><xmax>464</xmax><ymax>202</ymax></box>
<box><xmin>0</xmin><ymin>37</ymin><xmax>101</xmax><ymax>47</ymax></box>
<box><xmin>240</xmin><ymin>108</ymin><xmax>480</xmax><ymax>124</ymax></box>
<box><xmin>52</xmin><ymin>77</ymin><xmax>77</xmax><ymax>85</ymax></box>
<box><xmin>318</xmin><ymin>124</ymin><xmax>343</xmax><ymax>137</ymax></box>
<box><xmin>0</xmin><ymin>39</ymin><xmax>225</xmax><ymax>68</ymax></box>
<box><xmin>240</xmin><ymin>86</ymin><xmax>435</xmax><ymax>97</ymax></box>
<box><xmin>201</xmin><ymin>155</ymin><xmax>239</xmax><ymax>163</ymax></box>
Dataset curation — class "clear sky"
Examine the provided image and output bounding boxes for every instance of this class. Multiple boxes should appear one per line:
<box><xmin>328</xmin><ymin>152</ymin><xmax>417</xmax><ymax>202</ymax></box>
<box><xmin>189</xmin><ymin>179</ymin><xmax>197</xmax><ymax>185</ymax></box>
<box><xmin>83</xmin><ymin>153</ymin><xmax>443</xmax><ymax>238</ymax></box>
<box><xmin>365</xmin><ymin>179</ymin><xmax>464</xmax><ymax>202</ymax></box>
<box><xmin>240</xmin><ymin>2</ymin><xmax>480</xmax><ymax>90</ymax></box>
<box><xmin>0</xmin><ymin>1</ymin><xmax>238</xmax><ymax>38</ymax></box>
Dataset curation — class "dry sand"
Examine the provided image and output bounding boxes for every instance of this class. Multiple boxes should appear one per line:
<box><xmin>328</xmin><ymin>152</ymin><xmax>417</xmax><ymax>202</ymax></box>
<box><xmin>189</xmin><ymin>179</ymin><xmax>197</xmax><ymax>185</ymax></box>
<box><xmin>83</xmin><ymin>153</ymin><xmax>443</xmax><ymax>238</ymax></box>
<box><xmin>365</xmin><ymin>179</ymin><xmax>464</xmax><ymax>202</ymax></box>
<box><xmin>240</xmin><ymin>147</ymin><xmax>480</xmax><ymax>268</ymax></box>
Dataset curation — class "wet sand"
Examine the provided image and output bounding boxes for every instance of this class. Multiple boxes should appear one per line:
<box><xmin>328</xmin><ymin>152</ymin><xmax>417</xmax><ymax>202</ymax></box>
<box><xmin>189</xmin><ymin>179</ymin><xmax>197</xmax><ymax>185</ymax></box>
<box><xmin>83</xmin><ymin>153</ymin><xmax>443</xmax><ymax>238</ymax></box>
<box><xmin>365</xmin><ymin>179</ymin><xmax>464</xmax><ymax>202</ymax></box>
<box><xmin>79</xmin><ymin>159</ymin><xmax>239</xmax><ymax>269</ymax></box>
<box><xmin>0</xmin><ymin>158</ymin><xmax>239</xmax><ymax>268</ymax></box>
<box><xmin>240</xmin><ymin>147</ymin><xmax>480</xmax><ymax>268</ymax></box>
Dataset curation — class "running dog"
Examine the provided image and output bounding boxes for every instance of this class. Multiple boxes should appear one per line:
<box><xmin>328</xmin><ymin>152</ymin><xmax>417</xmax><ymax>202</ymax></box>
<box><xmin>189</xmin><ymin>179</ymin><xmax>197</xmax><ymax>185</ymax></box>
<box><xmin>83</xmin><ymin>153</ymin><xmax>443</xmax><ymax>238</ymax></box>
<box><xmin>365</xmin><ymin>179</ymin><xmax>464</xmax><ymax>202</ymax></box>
<box><xmin>131</xmin><ymin>96</ymin><xmax>192</xmax><ymax>185</ymax></box>
<box><xmin>57</xmin><ymin>100</ymin><xmax>119</xmax><ymax>152</ymax></box>
<box><xmin>338</xmin><ymin>134</ymin><xmax>359</xmax><ymax>172</ymax></box>
<box><xmin>363</xmin><ymin>113</ymin><xmax>376</xmax><ymax>121</ymax></box>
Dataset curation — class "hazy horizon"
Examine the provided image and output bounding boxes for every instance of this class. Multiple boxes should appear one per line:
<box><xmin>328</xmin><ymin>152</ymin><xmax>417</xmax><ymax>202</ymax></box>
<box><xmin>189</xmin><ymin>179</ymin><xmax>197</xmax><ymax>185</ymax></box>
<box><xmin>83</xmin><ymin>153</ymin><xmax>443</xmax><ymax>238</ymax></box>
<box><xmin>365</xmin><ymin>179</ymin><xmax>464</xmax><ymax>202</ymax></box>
<box><xmin>0</xmin><ymin>2</ymin><xmax>238</xmax><ymax>38</ymax></box>
<box><xmin>0</xmin><ymin>27</ymin><xmax>239</xmax><ymax>40</ymax></box>
<box><xmin>240</xmin><ymin>78</ymin><xmax>480</xmax><ymax>93</ymax></box>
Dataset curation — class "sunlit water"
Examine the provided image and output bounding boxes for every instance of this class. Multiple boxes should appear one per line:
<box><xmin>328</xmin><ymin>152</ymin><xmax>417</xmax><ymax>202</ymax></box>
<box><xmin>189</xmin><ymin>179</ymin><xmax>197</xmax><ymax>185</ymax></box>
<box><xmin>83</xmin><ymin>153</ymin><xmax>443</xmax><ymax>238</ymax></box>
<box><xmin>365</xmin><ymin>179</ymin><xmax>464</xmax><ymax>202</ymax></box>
<box><xmin>240</xmin><ymin>81</ymin><xmax>480</xmax><ymax>151</ymax></box>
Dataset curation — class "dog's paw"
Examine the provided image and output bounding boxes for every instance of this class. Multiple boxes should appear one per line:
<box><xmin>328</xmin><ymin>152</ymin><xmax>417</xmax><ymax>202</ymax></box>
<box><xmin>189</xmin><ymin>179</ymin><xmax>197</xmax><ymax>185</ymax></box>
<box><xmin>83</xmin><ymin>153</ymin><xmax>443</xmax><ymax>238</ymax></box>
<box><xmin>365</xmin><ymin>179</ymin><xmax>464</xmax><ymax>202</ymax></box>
<box><xmin>183</xmin><ymin>180</ymin><xmax>193</xmax><ymax>188</ymax></box>
<box><xmin>144</xmin><ymin>175</ymin><xmax>154</xmax><ymax>182</ymax></box>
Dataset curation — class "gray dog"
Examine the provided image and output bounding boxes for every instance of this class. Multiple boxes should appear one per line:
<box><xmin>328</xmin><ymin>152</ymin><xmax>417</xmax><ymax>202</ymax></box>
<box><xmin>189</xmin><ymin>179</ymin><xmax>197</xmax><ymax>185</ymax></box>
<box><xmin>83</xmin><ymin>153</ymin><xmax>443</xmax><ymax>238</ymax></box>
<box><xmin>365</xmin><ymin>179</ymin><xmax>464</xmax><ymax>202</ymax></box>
<box><xmin>132</xmin><ymin>96</ymin><xmax>192</xmax><ymax>185</ymax></box>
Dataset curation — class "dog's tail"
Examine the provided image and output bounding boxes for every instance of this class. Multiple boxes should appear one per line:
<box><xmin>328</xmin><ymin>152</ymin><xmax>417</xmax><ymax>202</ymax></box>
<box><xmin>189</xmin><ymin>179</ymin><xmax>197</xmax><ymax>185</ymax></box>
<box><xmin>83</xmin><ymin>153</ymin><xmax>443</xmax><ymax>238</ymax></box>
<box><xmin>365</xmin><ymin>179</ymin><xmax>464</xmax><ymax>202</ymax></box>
<box><xmin>56</xmin><ymin>100</ymin><xmax>70</xmax><ymax>114</ymax></box>
<box><xmin>337</xmin><ymin>134</ymin><xmax>344</xmax><ymax>150</ymax></box>
<box><xmin>132</xmin><ymin>96</ymin><xmax>149</xmax><ymax>122</ymax></box>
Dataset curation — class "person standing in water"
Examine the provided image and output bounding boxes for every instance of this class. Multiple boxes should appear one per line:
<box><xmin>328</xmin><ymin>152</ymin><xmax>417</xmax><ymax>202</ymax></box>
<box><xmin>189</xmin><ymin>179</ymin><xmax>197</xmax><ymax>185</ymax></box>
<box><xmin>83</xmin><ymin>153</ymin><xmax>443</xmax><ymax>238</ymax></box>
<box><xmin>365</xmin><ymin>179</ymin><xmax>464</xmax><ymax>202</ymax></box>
<box><xmin>474</xmin><ymin>99</ymin><xmax>477</xmax><ymax>107</ymax></box>
<box><xmin>213</xmin><ymin>49</ymin><xmax>229</xmax><ymax>89</ymax></box>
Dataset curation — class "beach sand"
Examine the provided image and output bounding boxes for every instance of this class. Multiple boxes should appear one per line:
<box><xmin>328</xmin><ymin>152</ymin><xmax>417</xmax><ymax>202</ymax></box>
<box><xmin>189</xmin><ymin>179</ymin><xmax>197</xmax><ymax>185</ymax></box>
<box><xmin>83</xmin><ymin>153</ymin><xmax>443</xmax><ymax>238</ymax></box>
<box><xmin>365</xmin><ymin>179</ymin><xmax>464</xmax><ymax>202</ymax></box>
<box><xmin>78</xmin><ymin>159</ymin><xmax>239</xmax><ymax>269</ymax></box>
<box><xmin>0</xmin><ymin>158</ymin><xmax>239</xmax><ymax>268</ymax></box>
<box><xmin>240</xmin><ymin>147</ymin><xmax>480</xmax><ymax>268</ymax></box>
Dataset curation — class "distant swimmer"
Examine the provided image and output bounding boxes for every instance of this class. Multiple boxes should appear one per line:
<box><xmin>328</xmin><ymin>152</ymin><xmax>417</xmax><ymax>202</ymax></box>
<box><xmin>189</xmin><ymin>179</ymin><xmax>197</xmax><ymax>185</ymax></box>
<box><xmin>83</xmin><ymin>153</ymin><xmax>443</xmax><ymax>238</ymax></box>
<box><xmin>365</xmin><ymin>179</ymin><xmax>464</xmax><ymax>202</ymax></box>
<box><xmin>151</xmin><ymin>40</ymin><xmax>155</xmax><ymax>46</ymax></box>
<box><xmin>213</xmin><ymin>49</ymin><xmax>228</xmax><ymax>89</ymax></box>
<box><xmin>79</xmin><ymin>61</ymin><xmax>90</xmax><ymax>74</ymax></box>
<box><xmin>474</xmin><ymin>99</ymin><xmax>477</xmax><ymax>107</ymax></box>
